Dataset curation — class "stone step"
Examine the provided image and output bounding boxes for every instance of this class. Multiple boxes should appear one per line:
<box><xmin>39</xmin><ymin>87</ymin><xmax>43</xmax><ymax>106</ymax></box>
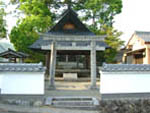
<box><xmin>45</xmin><ymin>96</ymin><xmax>100</xmax><ymax>108</ymax></box>
<box><xmin>52</xmin><ymin>96</ymin><xmax>93</xmax><ymax>101</ymax></box>
<box><xmin>52</xmin><ymin>105</ymin><xmax>96</xmax><ymax>109</ymax></box>
<box><xmin>52</xmin><ymin>100</ymin><xmax>93</xmax><ymax>106</ymax></box>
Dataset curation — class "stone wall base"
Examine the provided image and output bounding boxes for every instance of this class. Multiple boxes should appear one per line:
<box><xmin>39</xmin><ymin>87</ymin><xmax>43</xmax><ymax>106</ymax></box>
<box><xmin>99</xmin><ymin>99</ymin><xmax>150</xmax><ymax>113</ymax></box>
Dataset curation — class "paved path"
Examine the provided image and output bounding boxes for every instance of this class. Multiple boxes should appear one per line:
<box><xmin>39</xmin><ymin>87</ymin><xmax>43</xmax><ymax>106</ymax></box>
<box><xmin>46</xmin><ymin>78</ymin><xmax>100</xmax><ymax>90</ymax></box>
<box><xmin>0</xmin><ymin>103</ymin><xmax>99</xmax><ymax>113</ymax></box>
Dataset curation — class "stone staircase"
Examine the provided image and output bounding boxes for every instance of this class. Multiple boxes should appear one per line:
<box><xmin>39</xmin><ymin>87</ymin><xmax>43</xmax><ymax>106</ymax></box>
<box><xmin>44</xmin><ymin>96</ymin><xmax>100</xmax><ymax>109</ymax></box>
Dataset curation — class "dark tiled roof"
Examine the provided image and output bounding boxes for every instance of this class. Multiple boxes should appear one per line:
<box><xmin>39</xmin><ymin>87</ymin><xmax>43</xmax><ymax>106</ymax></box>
<box><xmin>0</xmin><ymin>63</ymin><xmax>45</xmax><ymax>72</ymax></box>
<box><xmin>102</xmin><ymin>63</ymin><xmax>150</xmax><ymax>72</ymax></box>
<box><xmin>135</xmin><ymin>31</ymin><xmax>150</xmax><ymax>42</ymax></box>
<box><xmin>0</xmin><ymin>49</ymin><xmax>29</xmax><ymax>58</ymax></box>
<box><xmin>29</xmin><ymin>37</ymin><xmax>52</xmax><ymax>50</ymax></box>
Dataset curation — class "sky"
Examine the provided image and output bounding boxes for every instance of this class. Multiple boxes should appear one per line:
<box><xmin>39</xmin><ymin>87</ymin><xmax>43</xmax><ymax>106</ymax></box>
<box><xmin>2</xmin><ymin>0</ymin><xmax>150</xmax><ymax>44</ymax></box>
<box><xmin>114</xmin><ymin>0</ymin><xmax>150</xmax><ymax>44</ymax></box>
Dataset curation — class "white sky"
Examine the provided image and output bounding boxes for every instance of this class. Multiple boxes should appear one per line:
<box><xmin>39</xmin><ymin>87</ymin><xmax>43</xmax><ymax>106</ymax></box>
<box><xmin>114</xmin><ymin>0</ymin><xmax>150</xmax><ymax>44</ymax></box>
<box><xmin>2</xmin><ymin>0</ymin><xmax>150</xmax><ymax>44</ymax></box>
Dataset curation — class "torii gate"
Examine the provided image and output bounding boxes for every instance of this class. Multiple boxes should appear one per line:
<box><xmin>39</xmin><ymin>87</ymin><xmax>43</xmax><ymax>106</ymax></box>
<box><xmin>41</xmin><ymin>35</ymin><xmax>106</xmax><ymax>89</ymax></box>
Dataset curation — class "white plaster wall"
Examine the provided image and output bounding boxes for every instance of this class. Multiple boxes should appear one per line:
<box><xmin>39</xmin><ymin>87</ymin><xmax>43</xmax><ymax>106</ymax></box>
<box><xmin>0</xmin><ymin>72</ymin><xmax>44</xmax><ymax>95</ymax></box>
<box><xmin>100</xmin><ymin>72</ymin><xmax>150</xmax><ymax>94</ymax></box>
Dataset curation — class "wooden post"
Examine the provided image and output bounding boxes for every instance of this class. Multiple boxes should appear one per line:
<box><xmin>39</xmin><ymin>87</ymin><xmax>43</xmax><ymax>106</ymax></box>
<box><xmin>76</xmin><ymin>55</ymin><xmax>79</xmax><ymax>68</ymax></box>
<box><xmin>86</xmin><ymin>55</ymin><xmax>90</xmax><ymax>69</ymax></box>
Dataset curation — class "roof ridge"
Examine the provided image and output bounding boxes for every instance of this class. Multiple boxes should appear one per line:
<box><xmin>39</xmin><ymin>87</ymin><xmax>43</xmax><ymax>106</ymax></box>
<box><xmin>0</xmin><ymin>63</ymin><xmax>45</xmax><ymax>72</ymax></box>
<box><xmin>102</xmin><ymin>64</ymin><xmax>150</xmax><ymax>72</ymax></box>
<box><xmin>0</xmin><ymin>62</ymin><xmax>42</xmax><ymax>65</ymax></box>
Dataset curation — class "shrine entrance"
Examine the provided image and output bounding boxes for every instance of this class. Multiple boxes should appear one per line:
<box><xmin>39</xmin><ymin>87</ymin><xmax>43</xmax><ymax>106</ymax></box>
<box><xmin>55</xmin><ymin>51</ymin><xmax>90</xmax><ymax>77</ymax></box>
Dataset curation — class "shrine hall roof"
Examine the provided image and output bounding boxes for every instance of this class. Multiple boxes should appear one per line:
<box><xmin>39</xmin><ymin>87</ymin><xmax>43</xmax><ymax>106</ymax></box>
<box><xmin>30</xmin><ymin>7</ymin><xmax>108</xmax><ymax>50</ymax></box>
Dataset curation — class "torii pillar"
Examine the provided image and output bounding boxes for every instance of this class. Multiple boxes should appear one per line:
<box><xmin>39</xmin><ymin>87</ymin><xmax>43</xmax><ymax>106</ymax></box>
<box><xmin>49</xmin><ymin>41</ymin><xmax>56</xmax><ymax>89</ymax></box>
<box><xmin>90</xmin><ymin>41</ymin><xmax>97</xmax><ymax>89</ymax></box>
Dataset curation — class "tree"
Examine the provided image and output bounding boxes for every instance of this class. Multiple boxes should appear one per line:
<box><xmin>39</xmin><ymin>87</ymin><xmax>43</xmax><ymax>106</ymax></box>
<box><xmin>70</xmin><ymin>0</ymin><xmax>124</xmax><ymax>63</ymax></box>
<box><xmin>9</xmin><ymin>0</ymin><xmax>123</xmax><ymax>63</ymax></box>
<box><xmin>100</xmin><ymin>25</ymin><xmax>124</xmax><ymax>63</ymax></box>
<box><xmin>0</xmin><ymin>1</ymin><xmax>7</xmax><ymax>38</ymax></box>
<box><xmin>10</xmin><ymin>0</ymin><xmax>52</xmax><ymax>62</ymax></box>
<box><xmin>10</xmin><ymin>0</ymin><xmax>122</xmax><ymax>27</ymax></box>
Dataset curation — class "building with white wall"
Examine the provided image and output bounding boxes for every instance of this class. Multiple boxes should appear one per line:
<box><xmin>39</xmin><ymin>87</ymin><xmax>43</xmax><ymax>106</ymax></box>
<box><xmin>0</xmin><ymin>63</ymin><xmax>45</xmax><ymax>95</ymax></box>
<box><xmin>123</xmin><ymin>31</ymin><xmax>150</xmax><ymax>64</ymax></box>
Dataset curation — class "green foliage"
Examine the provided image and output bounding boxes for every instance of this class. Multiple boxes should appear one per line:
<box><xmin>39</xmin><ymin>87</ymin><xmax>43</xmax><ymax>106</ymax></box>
<box><xmin>10</xmin><ymin>0</ymin><xmax>52</xmax><ymax>62</ymax></box>
<box><xmin>72</xmin><ymin>0</ymin><xmax>124</xmax><ymax>63</ymax></box>
<box><xmin>101</xmin><ymin>25</ymin><xmax>124</xmax><ymax>49</ymax></box>
<box><xmin>72</xmin><ymin>0</ymin><xmax>122</xmax><ymax>29</ymax></box>
<box><xmin>73</xmin><ymin>0</ymin><xmax>124</xmax><ymax>63</ymax></box>
<box><xmin>100</xmin><ymin>25</ymin><xmax>124</xmax><ymax>63</ymax></box>
<box><xmin>0</xmin><ymin>1</ymin><xmax>7</xmax><ymax>38</ymax></box>
<box><xmin>19</xmin><ymin>0</ymin><xmax>51</xmax><ymax>16</ymax></box>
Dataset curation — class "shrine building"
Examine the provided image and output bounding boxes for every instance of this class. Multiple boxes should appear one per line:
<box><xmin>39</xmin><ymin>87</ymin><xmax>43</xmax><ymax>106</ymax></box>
<box><xmin>30</xmin><ymin>7</ymin><xmax>108</xmax><ymax>89</ymax></box>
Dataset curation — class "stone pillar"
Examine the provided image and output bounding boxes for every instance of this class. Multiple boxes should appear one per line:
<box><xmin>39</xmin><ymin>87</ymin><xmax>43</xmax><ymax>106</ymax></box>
<box><xmin>49</xmin><ymin>41</ymin><xmax>57</xmax><ymax>89</ymax></box>
<box><xmin>90</xmin><ymin>41</ymin><xmax>97</xmax><ymax>89</ymax></box>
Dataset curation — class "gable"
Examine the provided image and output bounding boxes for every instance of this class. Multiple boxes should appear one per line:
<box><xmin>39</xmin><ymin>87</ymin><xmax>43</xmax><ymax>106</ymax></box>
<box><xmin>126</xmin><ymin>33</ymin><xmax>145</xmax><ymax>51</ymax></box>
<box><xmin>49</xmin><ymin>8</ymin><xmax>93</xmax><ymax>35</ymax></box>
